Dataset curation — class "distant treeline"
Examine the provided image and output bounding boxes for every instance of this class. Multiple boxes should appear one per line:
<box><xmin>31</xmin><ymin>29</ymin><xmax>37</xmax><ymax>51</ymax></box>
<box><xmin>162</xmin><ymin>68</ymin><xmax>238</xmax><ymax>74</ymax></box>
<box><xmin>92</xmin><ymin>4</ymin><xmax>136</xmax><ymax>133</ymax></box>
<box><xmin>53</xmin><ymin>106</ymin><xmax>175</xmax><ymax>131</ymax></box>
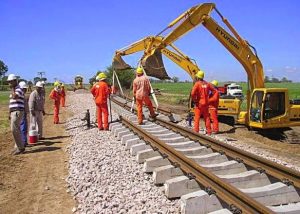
<box><xmin>264</xmin><ymin>76</ymin><xmax>292</xmax><ymax>83</ymax></box>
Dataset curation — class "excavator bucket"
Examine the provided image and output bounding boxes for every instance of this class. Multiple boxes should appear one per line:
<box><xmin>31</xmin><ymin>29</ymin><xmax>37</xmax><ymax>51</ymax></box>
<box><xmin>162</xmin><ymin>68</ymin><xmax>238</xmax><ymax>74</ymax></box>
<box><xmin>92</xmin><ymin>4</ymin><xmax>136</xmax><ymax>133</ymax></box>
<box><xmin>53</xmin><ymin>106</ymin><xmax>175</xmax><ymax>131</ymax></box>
<box><xmin>112</xmin><ymin>54</ymin><xmax>132</xmax><ymax>70</ymax></box>
<box><xmin>142</xmin><ymin>49</ymin><xmax>170</xmax><ymax>80</ymax></box>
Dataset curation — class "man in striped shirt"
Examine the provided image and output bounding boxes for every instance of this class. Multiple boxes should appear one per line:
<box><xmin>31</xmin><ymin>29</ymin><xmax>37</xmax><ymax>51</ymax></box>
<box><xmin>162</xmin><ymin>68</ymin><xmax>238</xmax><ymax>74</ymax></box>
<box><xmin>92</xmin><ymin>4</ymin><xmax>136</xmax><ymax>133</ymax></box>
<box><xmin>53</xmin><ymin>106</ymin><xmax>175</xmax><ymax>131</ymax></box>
<box><xmin>7</xmin><ymin>74</ymin><xmax>25</xmax><ymax>155</ymax></box>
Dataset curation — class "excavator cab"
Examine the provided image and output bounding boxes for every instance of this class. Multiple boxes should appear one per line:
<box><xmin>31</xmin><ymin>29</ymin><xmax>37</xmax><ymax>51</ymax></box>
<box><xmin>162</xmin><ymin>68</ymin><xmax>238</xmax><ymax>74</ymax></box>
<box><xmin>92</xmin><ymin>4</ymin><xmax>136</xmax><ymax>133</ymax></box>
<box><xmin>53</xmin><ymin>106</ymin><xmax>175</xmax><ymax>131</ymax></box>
<box><xmin>249</xmin><ymin>89</ymin><xmax>290</xmax><ymax>129</ymax></box>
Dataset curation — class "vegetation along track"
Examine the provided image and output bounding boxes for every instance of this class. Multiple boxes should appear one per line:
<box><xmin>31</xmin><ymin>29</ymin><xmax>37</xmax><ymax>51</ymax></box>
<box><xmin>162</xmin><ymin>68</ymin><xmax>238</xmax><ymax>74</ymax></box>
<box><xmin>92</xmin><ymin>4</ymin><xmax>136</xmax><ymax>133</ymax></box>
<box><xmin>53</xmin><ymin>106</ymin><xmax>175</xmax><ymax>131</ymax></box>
<box><xmin>110</xmin><ymin>94</ymin><xmax>300</xmax><ymax>213</ymax></box>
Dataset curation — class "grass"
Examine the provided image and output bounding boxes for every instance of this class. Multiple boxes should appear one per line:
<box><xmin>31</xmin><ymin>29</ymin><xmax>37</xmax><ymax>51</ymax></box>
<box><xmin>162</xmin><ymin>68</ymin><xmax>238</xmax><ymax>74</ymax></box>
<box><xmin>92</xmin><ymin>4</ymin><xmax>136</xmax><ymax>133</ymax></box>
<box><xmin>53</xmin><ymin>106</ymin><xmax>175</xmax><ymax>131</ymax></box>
<box><xmin>0</xmin><ymin>91</ymin><xmax>10</xmax><ymax>131</ymax></box>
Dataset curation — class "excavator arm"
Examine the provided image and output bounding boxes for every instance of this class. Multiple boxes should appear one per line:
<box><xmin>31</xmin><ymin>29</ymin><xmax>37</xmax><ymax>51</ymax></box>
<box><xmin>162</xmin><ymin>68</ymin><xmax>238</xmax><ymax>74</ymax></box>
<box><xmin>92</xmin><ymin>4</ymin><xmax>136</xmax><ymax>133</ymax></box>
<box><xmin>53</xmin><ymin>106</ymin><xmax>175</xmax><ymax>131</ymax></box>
<box><xmin>112</xmin><ymin>36</ymin><xmax>201</xmax><ymax>80</ymax></box>
<box><xmin>144</xmin><ymin>3</ymin><xmax>264</xmax><ymax>91</ymax></box>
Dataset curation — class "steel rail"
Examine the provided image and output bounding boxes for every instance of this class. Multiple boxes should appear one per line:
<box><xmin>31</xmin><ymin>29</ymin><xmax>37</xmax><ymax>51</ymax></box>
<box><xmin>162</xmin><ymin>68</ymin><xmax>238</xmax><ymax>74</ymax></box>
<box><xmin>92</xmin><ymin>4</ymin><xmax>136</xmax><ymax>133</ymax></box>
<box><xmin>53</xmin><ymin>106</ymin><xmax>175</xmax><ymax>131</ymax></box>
<box><xmin>119</xmin><ymin>116</ymin><xmax>274</xmax><ymax>214</ymax></box>
<box><xmin>111</xmin><ymin>95</ymin><xmax>300</xmax><ymax>188</ymax></box>
<box><xmin>156</xmin><ymin>118</ymin><xmax>300</xmax><ymax>189</ymax></box>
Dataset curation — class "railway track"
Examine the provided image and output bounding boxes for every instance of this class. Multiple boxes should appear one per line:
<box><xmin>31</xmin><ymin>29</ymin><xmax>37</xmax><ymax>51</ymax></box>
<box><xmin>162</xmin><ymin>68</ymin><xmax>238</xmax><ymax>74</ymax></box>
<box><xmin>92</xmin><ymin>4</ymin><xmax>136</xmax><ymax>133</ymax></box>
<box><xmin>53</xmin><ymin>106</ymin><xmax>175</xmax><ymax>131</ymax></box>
<box><xmin>109</xmin><ymin>95</ymin><xmax>300</xmax><ymax>213</ymax></box>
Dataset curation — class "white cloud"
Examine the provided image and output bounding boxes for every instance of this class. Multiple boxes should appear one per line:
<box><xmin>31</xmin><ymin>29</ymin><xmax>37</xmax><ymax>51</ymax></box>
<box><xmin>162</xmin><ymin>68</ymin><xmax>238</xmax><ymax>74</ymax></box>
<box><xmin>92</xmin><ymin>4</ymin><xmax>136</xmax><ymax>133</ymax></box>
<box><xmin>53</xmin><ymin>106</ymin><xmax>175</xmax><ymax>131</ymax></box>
<box><xmin>284</xmin><ymin>66</ymin><xmax>298</xmax><ymax>73</ymax></box>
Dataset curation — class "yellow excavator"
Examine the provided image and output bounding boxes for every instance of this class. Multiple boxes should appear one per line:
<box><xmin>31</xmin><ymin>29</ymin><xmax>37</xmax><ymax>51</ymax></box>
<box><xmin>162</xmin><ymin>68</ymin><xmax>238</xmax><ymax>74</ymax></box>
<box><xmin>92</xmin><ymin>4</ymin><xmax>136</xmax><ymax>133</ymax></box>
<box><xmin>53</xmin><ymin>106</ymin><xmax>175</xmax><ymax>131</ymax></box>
<box><xmin>74</xmin><ymin>75</ymin><xmax>84</xmax><ymax>91</ymax></box>
<box><xmin>113</xmin><ymin>3</ymin><xmax>300</xmax><ymax>129</ymax></box>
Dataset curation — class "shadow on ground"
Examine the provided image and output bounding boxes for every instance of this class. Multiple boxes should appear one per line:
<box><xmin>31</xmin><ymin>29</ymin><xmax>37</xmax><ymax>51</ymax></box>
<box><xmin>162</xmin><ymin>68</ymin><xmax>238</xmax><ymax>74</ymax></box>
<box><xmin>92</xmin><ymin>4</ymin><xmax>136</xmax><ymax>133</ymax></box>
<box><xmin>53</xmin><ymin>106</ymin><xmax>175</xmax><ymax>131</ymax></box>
<box><xmin>25</xmin><ymin>146</ymin><xmax>61</xmax><ymax>154</ymax></box>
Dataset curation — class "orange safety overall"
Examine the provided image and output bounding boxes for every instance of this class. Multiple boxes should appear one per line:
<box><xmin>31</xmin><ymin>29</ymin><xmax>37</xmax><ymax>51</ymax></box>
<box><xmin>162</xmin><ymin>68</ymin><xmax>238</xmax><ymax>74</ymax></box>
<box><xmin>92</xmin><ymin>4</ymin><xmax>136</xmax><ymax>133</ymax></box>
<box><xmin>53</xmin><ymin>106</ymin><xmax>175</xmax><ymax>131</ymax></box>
<box><xmin>209</xmin><ymin>89</ymin><xmax>220</xmax><ymax>133</ymax></box>
<box><xmin>191</xmin><ymin>80</ymin><xmax>215</xmax><ymax>134</ymax></box>
<box><xmin>60</xmin><ymin>87</ymin><xmax>66</xmax><ymax>107</ymax></box>
<box><xmin>133</xmin><ymin>74</ymin><xmax>155</xmax><ymax>124</ymax></box>
<box><xmin>49</xmin><ymin>88</ymin><xmax>61</xmax><ymax>124</ymax></box>
<box><xmin>91</xmin><ymin>81</ymin><xmax>110</xmax><ymax>130</ymax></box>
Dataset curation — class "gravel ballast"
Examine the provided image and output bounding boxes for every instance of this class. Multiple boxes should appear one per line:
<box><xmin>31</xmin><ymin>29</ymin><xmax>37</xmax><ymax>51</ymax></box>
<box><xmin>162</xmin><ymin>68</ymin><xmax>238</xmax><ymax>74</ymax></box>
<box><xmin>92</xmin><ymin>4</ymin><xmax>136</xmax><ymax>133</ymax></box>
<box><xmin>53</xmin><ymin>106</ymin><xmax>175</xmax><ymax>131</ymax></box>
<box><xmin>65</xmin><ymin>92</ymin><xmax>180</xmax><ymax>213</ymax></box>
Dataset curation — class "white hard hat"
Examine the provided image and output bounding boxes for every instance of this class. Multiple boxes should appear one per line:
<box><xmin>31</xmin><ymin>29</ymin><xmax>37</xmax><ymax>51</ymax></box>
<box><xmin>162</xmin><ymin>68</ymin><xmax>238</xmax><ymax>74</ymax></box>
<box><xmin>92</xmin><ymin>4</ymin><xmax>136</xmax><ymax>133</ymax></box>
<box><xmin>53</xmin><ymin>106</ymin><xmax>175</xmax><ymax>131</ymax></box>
<box><xmin>40</xmin><ymin>81</ymin><xmax>46</xmax><ymax>85</ymax></box>
<box><xmin>19</xmin><ymin>81</ymin><xmax>28</xmax><ymax>89</ymax></box>
<box><xmin>35</xmin><ymin>81</ymin><xmax>43</xmax><ymax>88</ymax></box>
<box><xmin>7</xmin><ymin>74</ymin><xmax>17</xmax><ymax>81</ymax></box>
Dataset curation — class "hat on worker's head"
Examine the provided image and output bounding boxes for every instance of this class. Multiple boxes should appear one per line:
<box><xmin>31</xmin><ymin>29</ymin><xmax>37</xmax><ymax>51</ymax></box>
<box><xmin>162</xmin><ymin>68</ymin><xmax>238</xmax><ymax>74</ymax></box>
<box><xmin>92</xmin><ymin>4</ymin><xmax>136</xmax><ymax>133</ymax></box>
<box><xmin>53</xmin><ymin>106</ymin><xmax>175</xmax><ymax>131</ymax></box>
<box><xmin>136</xmin><ymin>67</ymin><xmax>144</xmax><ymax>75</ymax></box>
<box><xmin>36</xmin><ymin>81</ymin><xmax>43</xmax><ymax>88</ymax></box>
<box><xmin>19</xmin><ymin>81</ymin><xmax>28</xmax><ymax>89</ymax></box>
<box><xmin>60</xmin><ymin>83</ymin><xmax>64</xmax><ymax>87</ymax></box>
<box><xmin>53</xmin><ymin>81</ymin><xmax>60</xmax><ymax>87</ymax></box>
<box><xmin>7</xmin><ymin>74</ymin><xmax>17</xmax><ymax>82</ymax></box>
<box><xmin>195</xmin><ymin>70</ymin><xmax>204</xmax><ymax>79</ymax></box>
<box><xmin>41</xmin><ymin>81</ymin><xmax>46</xmax><ymax>85</ymax></box>
<box><xmin>97</xmin><ymin>72</ymin><xmax>107</xmax><ymax>81</ymax></box>
<box><xmin>211</xmin><ymin>80</ymin><xmax>218</xmax><ymax>87</ymax></box>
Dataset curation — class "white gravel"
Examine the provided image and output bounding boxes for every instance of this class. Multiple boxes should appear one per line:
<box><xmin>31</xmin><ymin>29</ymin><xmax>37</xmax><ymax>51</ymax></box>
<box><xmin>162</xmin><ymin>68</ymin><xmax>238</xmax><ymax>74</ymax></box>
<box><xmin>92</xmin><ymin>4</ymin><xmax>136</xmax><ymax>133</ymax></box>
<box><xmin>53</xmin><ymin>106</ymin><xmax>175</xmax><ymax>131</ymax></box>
<box><xmin>65</xmin><ymin>91</ymin><xmax>180</xmax><ymax>214</ymax></box>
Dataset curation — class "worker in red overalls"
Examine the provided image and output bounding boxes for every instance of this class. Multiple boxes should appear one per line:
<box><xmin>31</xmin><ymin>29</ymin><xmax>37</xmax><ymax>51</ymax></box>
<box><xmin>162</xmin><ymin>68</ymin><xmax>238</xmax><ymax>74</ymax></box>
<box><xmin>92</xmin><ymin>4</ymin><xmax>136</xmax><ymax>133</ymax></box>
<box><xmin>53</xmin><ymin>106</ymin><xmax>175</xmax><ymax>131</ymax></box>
<box><xmin>133</xmin><ymin>67</ymin><xmax>157</xmax><ymax>125</ymax></box>
<box><xmin>91</xmin><ymin>73</ymin><xmax>110</xmax><ymax>130</ymax></box>
<box><xmin>209</xmin><ymin>80</ymin><xmax>220</xmax><ymax>134</ymax></box>
<box><xmin>191</xmin><ymin>70</ymin><xmax>216</xmax><ymax>135</ymax></box>
<box><xmin>60</xmin><ymin>83</ymin><xmax>66</xmax><ymax>107</ymax></box>
<box><xmin>49</xmin><ymin>81</ymin><xmax>61</xmax><ymax>124</ymax></box>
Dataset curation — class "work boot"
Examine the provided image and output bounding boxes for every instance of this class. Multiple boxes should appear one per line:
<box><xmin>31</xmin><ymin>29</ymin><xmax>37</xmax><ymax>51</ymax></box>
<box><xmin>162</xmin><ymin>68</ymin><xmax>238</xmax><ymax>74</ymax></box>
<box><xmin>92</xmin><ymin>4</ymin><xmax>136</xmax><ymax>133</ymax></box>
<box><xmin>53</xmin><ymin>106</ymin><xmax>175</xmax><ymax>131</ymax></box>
<box><xmin>11</xmin><ymin>148</ymin><xmax>25</xmax><ymax>155</ymax></box>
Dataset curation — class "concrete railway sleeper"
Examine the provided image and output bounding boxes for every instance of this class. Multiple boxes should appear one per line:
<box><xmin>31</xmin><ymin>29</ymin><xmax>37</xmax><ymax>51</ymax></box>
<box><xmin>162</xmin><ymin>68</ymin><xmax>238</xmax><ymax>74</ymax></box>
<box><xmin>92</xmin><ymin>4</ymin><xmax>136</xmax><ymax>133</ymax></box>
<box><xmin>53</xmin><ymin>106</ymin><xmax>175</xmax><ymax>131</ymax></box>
<box><xmin>109</xmin><ymin>96</ymin><xmax>300</xmax><ymax>213</ymax></box>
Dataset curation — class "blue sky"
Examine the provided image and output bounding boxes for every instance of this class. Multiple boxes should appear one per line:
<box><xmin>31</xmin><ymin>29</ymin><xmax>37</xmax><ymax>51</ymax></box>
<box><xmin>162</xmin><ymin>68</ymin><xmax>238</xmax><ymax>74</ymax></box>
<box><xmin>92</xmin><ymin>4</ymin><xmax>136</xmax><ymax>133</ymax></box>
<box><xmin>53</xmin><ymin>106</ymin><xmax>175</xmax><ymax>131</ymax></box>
<box><xmin>1</xmin><ymin>0</ymin><xmax>300</xmax><ymax>83</ymax></box>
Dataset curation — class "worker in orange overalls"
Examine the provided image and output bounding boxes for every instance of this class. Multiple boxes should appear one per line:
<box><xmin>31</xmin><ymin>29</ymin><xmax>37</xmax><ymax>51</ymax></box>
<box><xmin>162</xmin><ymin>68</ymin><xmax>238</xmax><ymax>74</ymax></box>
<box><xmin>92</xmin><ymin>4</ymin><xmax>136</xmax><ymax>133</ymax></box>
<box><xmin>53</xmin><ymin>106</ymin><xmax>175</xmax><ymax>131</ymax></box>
<box><xmin>209</xmin><ymin>80</ymin><xmax>220</xmax><ymax>134</ymax></box>
<box><xmin>60</xmin><ymin>83</ymin><xmax>66</xmax><ymax>107</ymax></box>
<box><xmin>91</xmin><ymin>73</ymin><xmax>110</xmax><ymax>130</ymax></box>
<box><xmin>191</xmin><ymin>70</ymin><xmax>216</xmax><ymax>135</ymax></box>
<box><xmin>49</xmin><ymin>81</ymin><xmax>61</xmax><ymax>124</ymax></box>
<box><xmin>133</xmin><ymin>67</ymin><xmax>157</xmax><ymax>125</ymax></box>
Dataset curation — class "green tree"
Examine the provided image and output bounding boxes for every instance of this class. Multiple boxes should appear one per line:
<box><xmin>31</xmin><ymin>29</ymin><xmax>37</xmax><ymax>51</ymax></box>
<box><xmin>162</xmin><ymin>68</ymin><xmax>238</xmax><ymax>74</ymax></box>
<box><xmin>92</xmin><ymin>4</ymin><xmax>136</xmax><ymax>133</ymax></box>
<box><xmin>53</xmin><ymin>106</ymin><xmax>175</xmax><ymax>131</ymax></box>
<box><xmin>264</xmin><ymin>75</ymin><xmax>270</xmax><ymax>83</ymax></box>
<box><xmin>107</xmin><ymin>66</ymin><xmax>135</xmax><ymax>89</ymax></box>
<box><xmin>33</xmin><ymin>77</ymin><xmax>41</xmax><ymax>84</ymax></box>
<box><xmin>172</xmin><ymin>76</ymin><xmax>179</xmax><ymax>83</ymax></box>
<box><xmin>281</xmin><ymin>77</ymin><xmax>288</xmax><ymax>83</ymax></box>
<box><xmin>91</xmin><ymin>66</ymin><xmax>135</xmax><ymax>89</ymax></box>
<box><xmin>271</xmin><ymin>77</ymin><xmax>280</xmax><ymax>83</ymax></box>
<box><xmin>0</xmin><ymin>60</ymin><xmax>8</xmax><ymax>79</ymax></box>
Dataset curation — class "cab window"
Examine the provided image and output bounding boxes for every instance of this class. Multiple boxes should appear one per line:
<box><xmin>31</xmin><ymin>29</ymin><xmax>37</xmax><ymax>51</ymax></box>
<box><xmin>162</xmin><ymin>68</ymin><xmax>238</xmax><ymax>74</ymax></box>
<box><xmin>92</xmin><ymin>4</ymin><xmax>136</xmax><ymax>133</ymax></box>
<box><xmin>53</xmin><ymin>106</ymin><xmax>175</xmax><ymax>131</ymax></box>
<box><xmin>250</xmin><ymin>91</ymin><xmax>263</xmax><ymax>122</ymax></box>
<box><xmin>263</xmin><ymin>92</ymin><xmax>285</xmax><ymax>120</ymax></box>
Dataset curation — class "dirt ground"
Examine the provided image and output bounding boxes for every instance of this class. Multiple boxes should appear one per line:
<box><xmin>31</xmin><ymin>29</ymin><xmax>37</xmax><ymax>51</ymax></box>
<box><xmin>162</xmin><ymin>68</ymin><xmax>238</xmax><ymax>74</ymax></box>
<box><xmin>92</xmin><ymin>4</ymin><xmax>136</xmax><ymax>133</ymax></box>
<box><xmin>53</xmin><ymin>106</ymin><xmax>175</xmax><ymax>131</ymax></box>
<box><xmin>0</xmin><ymin>96</ymin><xmax>75</xmax><ymax>213</ymax></box>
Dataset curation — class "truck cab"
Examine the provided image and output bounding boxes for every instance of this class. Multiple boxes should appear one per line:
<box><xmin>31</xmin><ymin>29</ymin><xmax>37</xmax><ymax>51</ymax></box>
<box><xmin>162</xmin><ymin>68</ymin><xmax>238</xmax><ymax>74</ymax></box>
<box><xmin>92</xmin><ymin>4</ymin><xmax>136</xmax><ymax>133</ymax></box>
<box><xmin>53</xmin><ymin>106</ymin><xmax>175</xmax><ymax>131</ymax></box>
<box><xmin>226</xmin><ymin>83</ymin><xmax>243</xmax><ymax>98</ymax></box>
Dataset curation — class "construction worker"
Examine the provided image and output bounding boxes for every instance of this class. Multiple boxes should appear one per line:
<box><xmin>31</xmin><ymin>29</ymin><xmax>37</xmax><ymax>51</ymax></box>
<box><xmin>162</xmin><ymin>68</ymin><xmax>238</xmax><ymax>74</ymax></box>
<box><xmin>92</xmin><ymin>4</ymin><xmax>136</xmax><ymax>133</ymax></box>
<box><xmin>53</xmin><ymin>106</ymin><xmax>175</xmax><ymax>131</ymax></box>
<box><xmin>209</xmin><ymin>80</ymin><xmax>220</xmax><ymax>134</ymax></box>
<box><xmin>91</xmin><ymin>73</ymin><xmax>110</xmax><ymax>130</ymax></box>
<box><xmin>49</xmin><ymin>81</ymin><xmax>61</xmax><ymax>124</ymax></box>
<box><xmin>60</xmin><ymin>83</ymin><xmax>66</xmax><ymax>107</ymax></box>
<box><xmin>29</xmin><ymin>81</ymin><xmax>45</xmax><ymax>138</ymax></box>
<box><xmin>40</xmin><ymin>81</ymin><xmax>46</xmax><ymax>107</ymax></box>
<box><xmin>133</xmin><ymin>67</ymin><xmax>157</xmax><ymax>125</ymax></box>
<box><xmin>7</xmin><ymin>74</ymin><xmax>25</xmax><ymax>155</ymax></box>
<box><xmin>19</xmin><ymin>81</ymin><xmax>29</xmax><ymax>146</ymax></box>
<box><xmin>191</xmin><ymin>70</ymin><xmax>216</xmax><ymax>135</ymax></box>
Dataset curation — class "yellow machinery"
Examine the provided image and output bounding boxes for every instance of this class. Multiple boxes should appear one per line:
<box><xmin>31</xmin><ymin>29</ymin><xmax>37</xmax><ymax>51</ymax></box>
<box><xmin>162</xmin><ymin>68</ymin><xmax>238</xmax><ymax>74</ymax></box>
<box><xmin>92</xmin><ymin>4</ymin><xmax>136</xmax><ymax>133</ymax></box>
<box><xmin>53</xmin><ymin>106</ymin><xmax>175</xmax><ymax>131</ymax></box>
<box><xmin>113</xmin><ymin>37</ymin><xmax>241</xmax><ymax>119</ymax></box>
<box><xmin>113</xmin><ymin>3</ymin><xmax>300</xmax><ymax>129</ymax></box>
<box><xmin>74</xmin><ymin>75</ymin><xmax>84</xmax><ymax>90</ymax></box>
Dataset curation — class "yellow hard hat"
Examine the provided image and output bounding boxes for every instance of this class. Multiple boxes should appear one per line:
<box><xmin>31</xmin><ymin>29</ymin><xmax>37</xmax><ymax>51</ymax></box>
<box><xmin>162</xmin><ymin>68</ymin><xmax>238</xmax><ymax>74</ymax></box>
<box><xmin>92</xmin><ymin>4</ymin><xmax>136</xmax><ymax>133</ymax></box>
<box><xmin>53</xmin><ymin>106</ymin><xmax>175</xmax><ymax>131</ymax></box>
<box><xmin>211</xmin><ymin>80</ymin><xmax>218</xmax><ymax>87</ymax></box>
<box><xmin>54</xmin><ymin>81</ymin><xmax>60</xmax><ymax>87</ymax></box>
<box><xmin>97</xmin><ymin>72</ymin><xmax>107</xmax><ymax>80</ymax></box>
<box><xmin>195</xmin><ymin>70</ymin><xmax>204</xmax><ymax>79</ymax></box>
<box><xmin>136</xmin><ymin>67</ymin><xmax>143</xmax><ymax>74</ymax></box>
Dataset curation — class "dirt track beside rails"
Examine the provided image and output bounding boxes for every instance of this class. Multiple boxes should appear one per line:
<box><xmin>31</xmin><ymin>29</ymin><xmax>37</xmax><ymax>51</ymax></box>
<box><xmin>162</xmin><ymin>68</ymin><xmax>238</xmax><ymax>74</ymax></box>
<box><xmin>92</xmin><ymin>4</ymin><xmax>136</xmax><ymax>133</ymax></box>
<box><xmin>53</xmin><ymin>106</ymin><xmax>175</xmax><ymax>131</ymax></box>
<box><xmin>0</xmin><ymin>95</ymin><xmax>75</xmax><ymax>213</ymax></box>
